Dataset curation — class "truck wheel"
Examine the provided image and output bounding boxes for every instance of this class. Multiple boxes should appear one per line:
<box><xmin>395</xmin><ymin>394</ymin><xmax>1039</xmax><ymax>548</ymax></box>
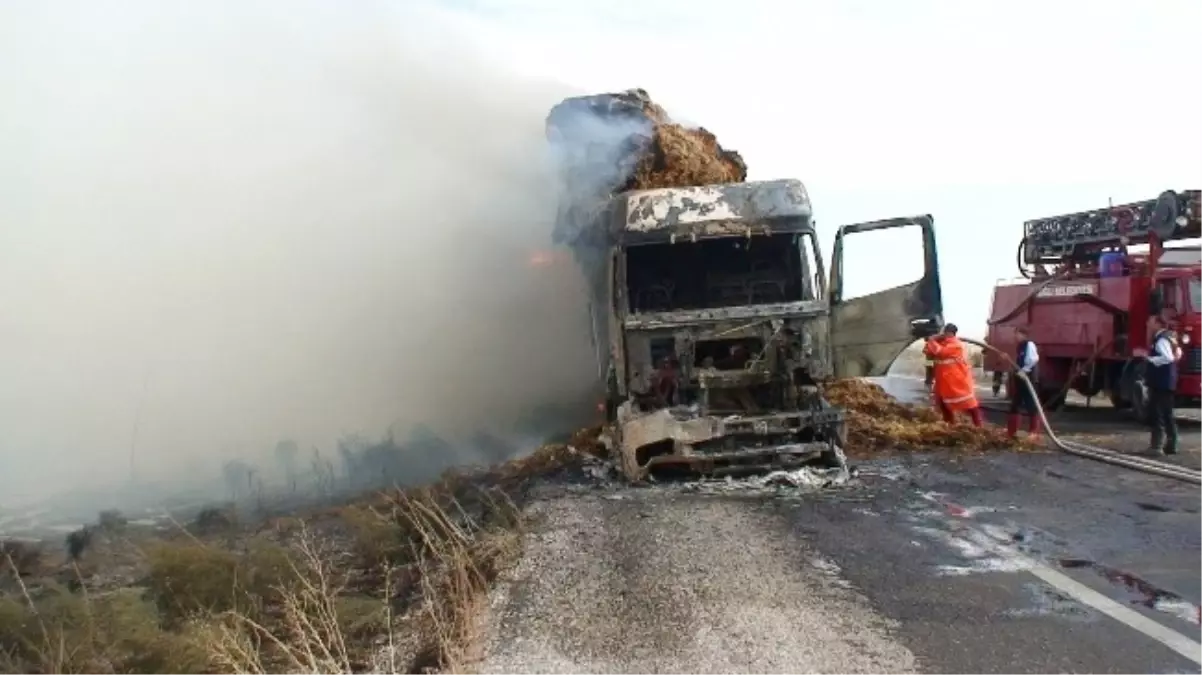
<box><xmin>1107</xmin><ymin>388</ymin><xmax>1131</xmax><ymax>410</ymax></box>
<box><xmin>1122</xmin><ymin>361</ymin><xmax>1154</xmax><ymax>426</ymax></box>
<box><xmin>1038</xmin><ymin>387</ymin><xmax>1067</xmax><ymax>412</ymax></box>
<box><xmin>1130</xmin><ymin>384</ymin><xmax>1153</xmax><ymax>425</ymax></box>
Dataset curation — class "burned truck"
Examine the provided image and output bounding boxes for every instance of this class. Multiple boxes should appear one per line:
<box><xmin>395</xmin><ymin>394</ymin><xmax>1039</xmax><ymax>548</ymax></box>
<box><xmin>547</xmin><ymin>95</ymin><xmax>945</xmax><ymax>481</ymax></box>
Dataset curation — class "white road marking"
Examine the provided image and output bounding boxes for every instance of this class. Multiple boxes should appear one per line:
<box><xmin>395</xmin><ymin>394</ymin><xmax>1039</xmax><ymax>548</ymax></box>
<box><xmin>1026</xmin><ymin>564</ymin><xmax>1202</xmax><ymax>665</ymax></box>
<box><xmin>911</xmin><ymin>497</ymin><xmax>1202</xmax><ymax>665</ymax></box>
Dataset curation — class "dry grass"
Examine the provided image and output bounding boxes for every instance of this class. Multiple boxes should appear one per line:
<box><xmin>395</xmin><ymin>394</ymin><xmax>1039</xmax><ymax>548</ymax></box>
<box><xmin>0</xmin><ymin>434</ymin><xmax>600</xmax><ymax>675</ymax></box>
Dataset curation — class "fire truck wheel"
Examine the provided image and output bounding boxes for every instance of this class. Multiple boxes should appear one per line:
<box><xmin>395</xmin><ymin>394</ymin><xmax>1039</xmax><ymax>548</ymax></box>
<box><xmin>1107</xmin><ymin>388</ymin><xmax>1131</xmax><ymax>410</ymax></box>
<box><xmin>1122</xmin><ymin>361</ymin><xmax>1155</xmax><ymax>426</ymax></box>
<box><xmin>1038</xmin><ymin>387</ymin><xmax>1067</xmax><ymax>412</ymax></box>
<box><xmin>1130</xmin><ymin>386</ymin><xmax>1153</xmax><ymax>426</ymax></box>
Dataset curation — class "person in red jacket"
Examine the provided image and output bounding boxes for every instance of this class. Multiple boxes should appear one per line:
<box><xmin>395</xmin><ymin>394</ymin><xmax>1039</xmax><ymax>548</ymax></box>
<box><xmin>923</xmin><ymin>324</ymin><xmax>984</xmax><ymax>427</ymax></box>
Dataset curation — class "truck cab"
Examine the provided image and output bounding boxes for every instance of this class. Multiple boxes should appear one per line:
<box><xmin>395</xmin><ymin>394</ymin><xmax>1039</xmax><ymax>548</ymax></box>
<box><xmin>1149</xmin><ymin>253</ymin><xmax>1202</xmax><ymax>405</ymax></box>
<box><xmin>575</xmin><ymin>179</ymin><xmax>944</xmax><ymax>480</ymax></box>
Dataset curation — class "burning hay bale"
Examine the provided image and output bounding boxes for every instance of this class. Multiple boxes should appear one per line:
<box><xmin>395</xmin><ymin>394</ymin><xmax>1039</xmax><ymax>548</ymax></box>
<box><xmin>825</xmin><ymin>379</ymin><xmax>1036</xmax><ymax>456</ymax></box>
<box><xmin>546</xmin><ymin>89</ymin><xmax>747</xmax><ymax>224</ymax></box>
<box><xmin>627</xmin><ymin>121</ymin><xmax>746</xmax><ymax>191</ymax></box>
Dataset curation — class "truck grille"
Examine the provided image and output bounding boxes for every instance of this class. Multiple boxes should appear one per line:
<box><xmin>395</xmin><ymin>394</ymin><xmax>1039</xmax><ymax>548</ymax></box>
<box><xmin>1183</xmin><ymin>347</ymin><xmax>1202</xmax><ymax>375</ymax></box>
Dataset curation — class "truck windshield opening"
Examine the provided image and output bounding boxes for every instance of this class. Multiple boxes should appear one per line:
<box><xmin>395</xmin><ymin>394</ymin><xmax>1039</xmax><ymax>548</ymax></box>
<box><xmin>625</xmin><ymin>233</ymin><xmax>812</xmax><ymax>313</ymax></box>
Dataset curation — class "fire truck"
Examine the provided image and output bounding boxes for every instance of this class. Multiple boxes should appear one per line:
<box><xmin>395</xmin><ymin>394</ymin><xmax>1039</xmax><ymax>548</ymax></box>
<box><xmin>983</xmin><ymin>189</ymin><xmax>1201</xmax><ymax>423</ymax></box>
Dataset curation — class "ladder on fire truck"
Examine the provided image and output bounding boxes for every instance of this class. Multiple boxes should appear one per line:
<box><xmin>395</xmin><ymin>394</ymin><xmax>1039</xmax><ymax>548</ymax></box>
<box><xmin>1019</xmin><ymin>189</ymin><xmax>1201</xmax><ymax>278</ymax></box>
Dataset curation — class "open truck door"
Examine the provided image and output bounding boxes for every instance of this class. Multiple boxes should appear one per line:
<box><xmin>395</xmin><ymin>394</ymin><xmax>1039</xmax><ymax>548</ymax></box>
<box><xmin>828</xmin><ymin>215</ymin><xmax>944</xmax><ymax>378</ymax></box>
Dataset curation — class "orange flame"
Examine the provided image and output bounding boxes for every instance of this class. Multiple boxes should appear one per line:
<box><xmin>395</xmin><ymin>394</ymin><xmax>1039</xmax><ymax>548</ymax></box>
<box><xmin>527</xmin><ymin>249</ymin><xmax>564</xmax><ymax>268</ymax></box>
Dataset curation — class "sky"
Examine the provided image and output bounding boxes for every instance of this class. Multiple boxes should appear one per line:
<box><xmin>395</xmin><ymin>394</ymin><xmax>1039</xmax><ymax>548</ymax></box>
<box><xmin>443</xmin><ymin>0</ymin><xmax>1202</xmax><ymax>329</ymax></box>
<box><xmin>0</xmin><ymin>0</ymin><xmax>1199</xmax><ymax>504</ymax></box>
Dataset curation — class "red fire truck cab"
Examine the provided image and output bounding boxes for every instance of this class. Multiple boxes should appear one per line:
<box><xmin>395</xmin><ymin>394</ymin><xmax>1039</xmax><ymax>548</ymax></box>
<box><xmin>983</xmin><ymin>190</ymin><xmax>1201</xmax><ymax>423</ymax></box>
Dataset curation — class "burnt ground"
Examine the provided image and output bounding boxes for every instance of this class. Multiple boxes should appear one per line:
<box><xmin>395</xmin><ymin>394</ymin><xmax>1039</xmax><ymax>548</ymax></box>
<box><xmin>480</xmin><ymin>376</ymin><xmax>1202</xmax><ymax>674</ymax></box>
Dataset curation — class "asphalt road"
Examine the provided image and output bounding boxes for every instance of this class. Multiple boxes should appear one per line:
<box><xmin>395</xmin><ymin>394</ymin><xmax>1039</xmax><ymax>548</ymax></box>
<box><xmin>481</xmin><ymin>377</ymin><xmax>1202</xmax><ymax>674</ymax></box>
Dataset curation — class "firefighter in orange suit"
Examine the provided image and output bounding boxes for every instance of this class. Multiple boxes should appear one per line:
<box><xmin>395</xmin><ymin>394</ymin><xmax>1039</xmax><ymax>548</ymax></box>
<box><xmin>922</xmin><ymin>323</ymin><xmax>984</xmax><ymax>427</ymax></box>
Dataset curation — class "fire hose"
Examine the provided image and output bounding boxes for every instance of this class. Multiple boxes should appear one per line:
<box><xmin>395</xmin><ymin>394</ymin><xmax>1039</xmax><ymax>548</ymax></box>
<box><xmin>960</xmin><ymin>337</ymin><xmax>1201</xmax><ymax>485</ymax></box>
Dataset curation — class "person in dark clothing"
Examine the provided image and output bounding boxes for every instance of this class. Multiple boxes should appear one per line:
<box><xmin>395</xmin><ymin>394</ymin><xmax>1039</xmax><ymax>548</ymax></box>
<box><xmin>1141</xmin><ymin>316</ymin><xmax>1182</xmax><ymax>455</ymax></box>
<box><xmin>1007</xmin><ymin>326</ymin><xmax>1042</xmax><ymax>441</ymax></box>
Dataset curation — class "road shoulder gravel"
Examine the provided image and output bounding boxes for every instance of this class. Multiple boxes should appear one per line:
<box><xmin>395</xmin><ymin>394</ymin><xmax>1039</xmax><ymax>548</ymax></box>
<box><xmin>480</xmin><ymin>486</ymin><xmax>918</xmax><ymax>674</ymax></box>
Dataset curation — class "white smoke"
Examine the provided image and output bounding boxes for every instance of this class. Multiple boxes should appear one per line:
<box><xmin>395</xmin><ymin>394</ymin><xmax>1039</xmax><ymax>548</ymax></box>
<box><xmin>0</xmin><ymin>0</ymin><xmax>599</xmax><ymax>504</ymax></box>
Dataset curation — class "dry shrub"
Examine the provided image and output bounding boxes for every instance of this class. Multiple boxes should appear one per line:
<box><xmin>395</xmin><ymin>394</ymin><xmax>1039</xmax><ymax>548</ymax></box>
<box><xmin>825</xmin><ymin>379</ymin><xmax>1037</xmax><ymax>456</ymax></box>
<box><xmin>392</xmin><ymin>490</ymin><xmax>520</xmax><ymax>674</ymax></box>
<box><xmin>96</xmin><ymin>510</ymin><xmax>128</xmax><ymax>532</ymax></box>
<box><xmin>339</xmin><ymin>504</ymin><xmax>409</xmax><ymax>571</ymax></box>
<box><xmin>1</xmin><ymin>540</ymin><xmax>46</xmax><ymax>578</ymax></box>
<box><xmin>204</xmin><ymin>488</ymin><xmax>522</xmax><ymax>674</ymax></box>
<box><xmin>191</xmin><ymin>505</ymin><xmax>240</xmax><ymax>535</ymax></box>
<box><xmin>199</xmin><ymin>535</ymin><xmax>366</xmax><ymax>674</ymax></box>
<box><xmin>0</xmin><ymin>584</ymin><xmax>209</xmax><ymax>674</ymax></box>
<box><xmin>145</xmin><ymin>540</ymin><xmax>295</xmax><ymax>625</ymax></box>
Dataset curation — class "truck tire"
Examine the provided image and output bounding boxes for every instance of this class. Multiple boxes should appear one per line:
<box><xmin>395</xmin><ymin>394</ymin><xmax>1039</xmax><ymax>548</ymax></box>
<box><xmin>1107</xmin><ymin>387</ymin><xmax>1131</xmax><ymax>410</ymax></box>
<box><xmin>1130</xmin><ymin>384</ymin><xmax>1153</xmax><ymax>426</ymax></box>
<box><xmin>1038</xmin><ymin>386</ymin><xmax>1067</xmax><ymax>412</ymax></box>
<box><xmin>1121</xmin><ymin>360</ymin><xmax>1154</xmax><ymax>426</ymax></box>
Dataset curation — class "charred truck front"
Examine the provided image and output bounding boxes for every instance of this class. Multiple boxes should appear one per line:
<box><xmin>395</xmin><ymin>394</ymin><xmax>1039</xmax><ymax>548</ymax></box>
<box><xmin>547</xmin><ymin>93</ymin><xmax>944</xmax><ymax>481</ymax></box>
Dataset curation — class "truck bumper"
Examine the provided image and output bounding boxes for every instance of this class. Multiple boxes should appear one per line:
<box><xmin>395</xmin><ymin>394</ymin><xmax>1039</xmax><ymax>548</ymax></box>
<box><xmin>612</xmin><ymin>404</ymin><xmax>846</xmax><ymax>481</ymax></box>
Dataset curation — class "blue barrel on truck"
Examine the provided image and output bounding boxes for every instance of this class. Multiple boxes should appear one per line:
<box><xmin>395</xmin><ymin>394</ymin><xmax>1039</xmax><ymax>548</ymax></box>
<box><xmin>1099</xmin><ymin>251</ymin><xmax>1125</xmax><ymax>277</ymax></box>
